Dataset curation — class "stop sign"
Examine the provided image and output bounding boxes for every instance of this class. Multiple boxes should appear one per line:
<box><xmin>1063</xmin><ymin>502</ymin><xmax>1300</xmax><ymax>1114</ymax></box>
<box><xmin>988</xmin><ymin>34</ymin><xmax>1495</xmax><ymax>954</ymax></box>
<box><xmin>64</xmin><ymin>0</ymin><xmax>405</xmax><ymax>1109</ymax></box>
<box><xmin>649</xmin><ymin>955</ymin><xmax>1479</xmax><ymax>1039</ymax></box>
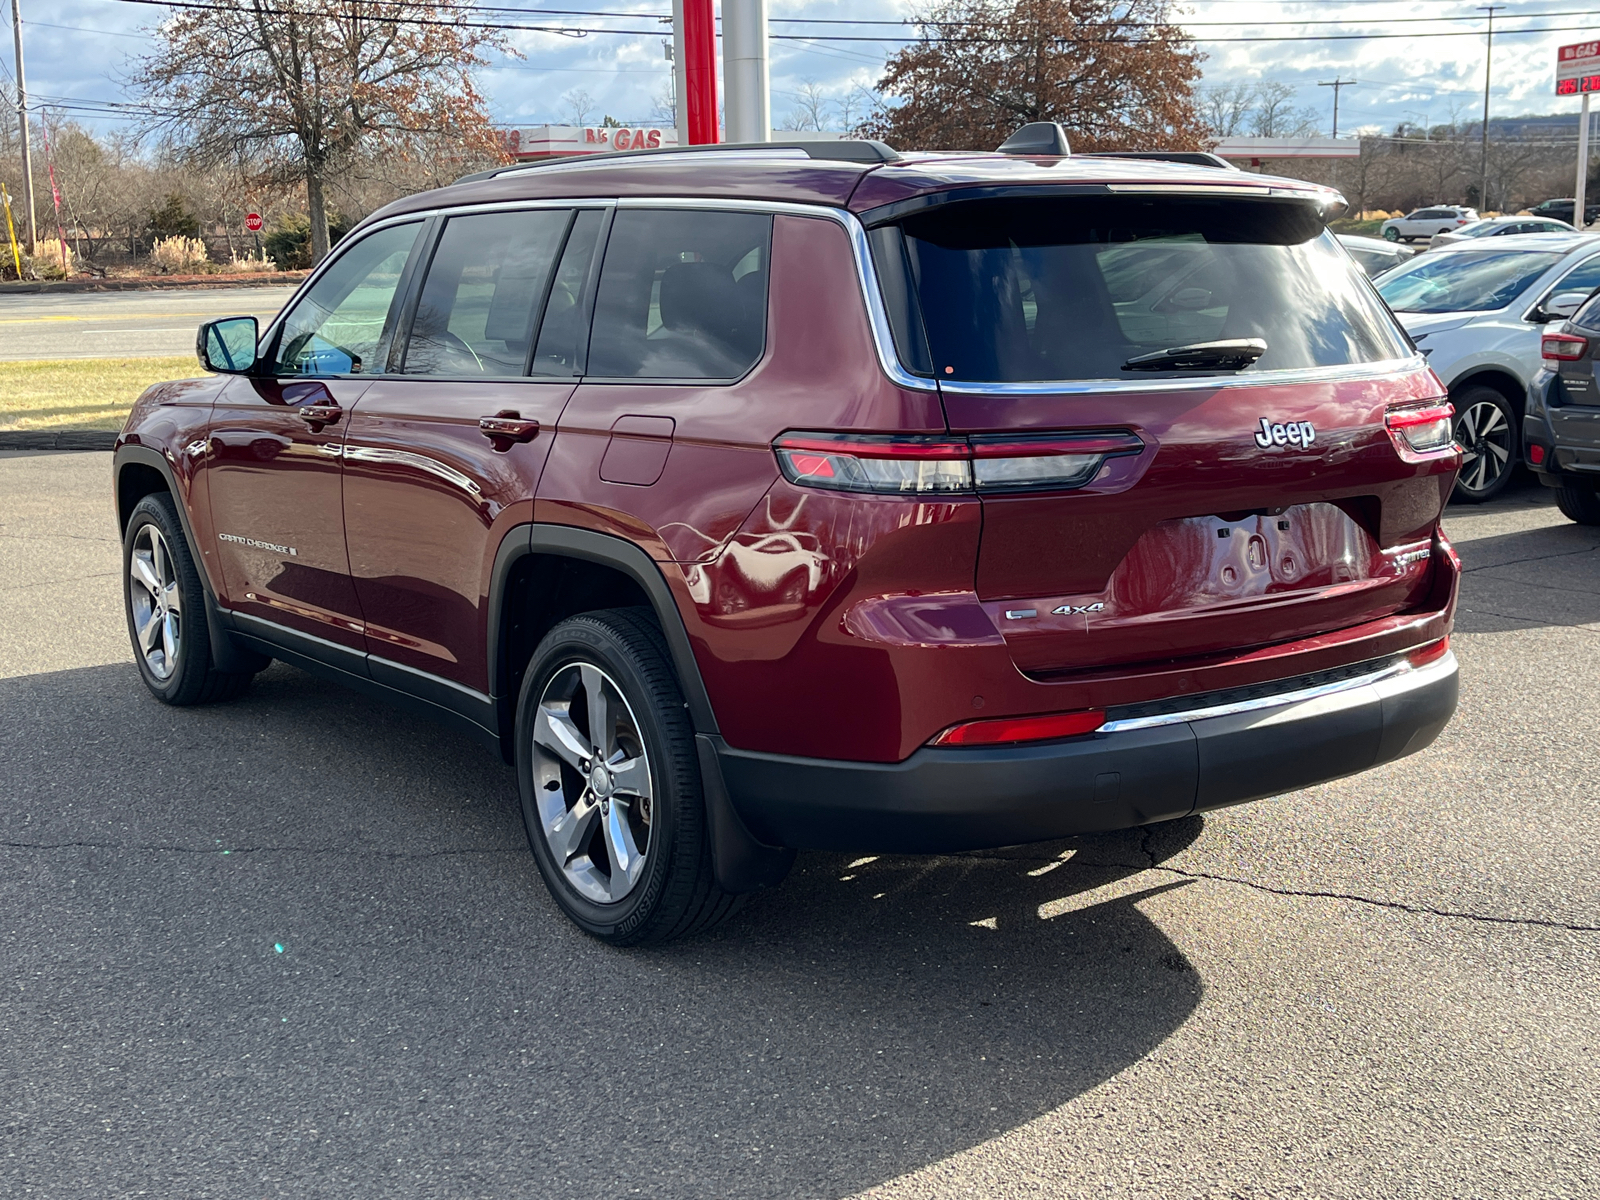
<box><xmin>245</xmin><ymin>212</ymin><xmax>263</xmax><ymax>232</ymax></box>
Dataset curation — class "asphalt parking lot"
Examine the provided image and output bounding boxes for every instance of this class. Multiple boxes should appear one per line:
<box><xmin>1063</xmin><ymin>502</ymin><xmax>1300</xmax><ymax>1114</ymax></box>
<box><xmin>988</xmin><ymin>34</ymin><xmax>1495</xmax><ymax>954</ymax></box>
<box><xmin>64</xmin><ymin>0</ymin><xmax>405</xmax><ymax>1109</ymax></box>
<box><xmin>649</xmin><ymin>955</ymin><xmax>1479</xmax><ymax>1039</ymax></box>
<box><xmin>2</xmin><ymin>451</ymin><xmax>1597</xmax><ymax>1198</ymax></box>
<box><xmin>0</xmin><ymin>287</ymin><xmax>296</xmax><ymax>361</ymax></box>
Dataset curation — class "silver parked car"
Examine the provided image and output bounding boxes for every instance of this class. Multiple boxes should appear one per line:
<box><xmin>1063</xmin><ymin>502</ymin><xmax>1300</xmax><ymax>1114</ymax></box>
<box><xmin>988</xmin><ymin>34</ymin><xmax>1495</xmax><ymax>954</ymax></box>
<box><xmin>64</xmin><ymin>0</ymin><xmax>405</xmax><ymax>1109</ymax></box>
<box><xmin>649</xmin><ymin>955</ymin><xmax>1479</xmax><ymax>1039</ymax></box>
<box><xmin>1429</xmin><ymin>215</ymin><xmax>1574</xmax><ymax>249</ymax></box>
<box><xmin>1380</xmin><ymin>205</ymin><xmax>1479</xmax><ymax>243</ymax></box>
<box><xmin>1374</xmin><ymin>232</ymin><xmax>1600</xmax><ymax>500</ymax></box>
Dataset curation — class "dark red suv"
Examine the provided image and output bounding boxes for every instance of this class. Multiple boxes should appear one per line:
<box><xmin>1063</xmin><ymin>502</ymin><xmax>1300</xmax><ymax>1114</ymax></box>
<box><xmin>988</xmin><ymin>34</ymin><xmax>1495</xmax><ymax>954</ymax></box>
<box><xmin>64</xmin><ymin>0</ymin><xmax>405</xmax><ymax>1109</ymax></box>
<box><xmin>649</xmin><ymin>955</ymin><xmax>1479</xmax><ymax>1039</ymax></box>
<box><xmin>113</xmin><ymin>132</ymin><xmax>1462</xmax><ymax>944</ymax></box>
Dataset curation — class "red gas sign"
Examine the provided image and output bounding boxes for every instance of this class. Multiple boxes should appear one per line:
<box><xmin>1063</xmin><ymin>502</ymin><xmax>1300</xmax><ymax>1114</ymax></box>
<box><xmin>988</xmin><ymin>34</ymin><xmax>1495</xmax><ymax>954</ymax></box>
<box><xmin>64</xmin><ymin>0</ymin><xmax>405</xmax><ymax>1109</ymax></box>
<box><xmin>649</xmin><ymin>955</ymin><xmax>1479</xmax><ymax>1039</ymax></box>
<box><xmin>1557</xmin><ymin>40</ymin><xmax>1600</xmax><ymax>94</ymax></box>
<box><xmin>245</xmin><ymin>212</ymin><xmax>263</xmax><ymax>232</ymax></box>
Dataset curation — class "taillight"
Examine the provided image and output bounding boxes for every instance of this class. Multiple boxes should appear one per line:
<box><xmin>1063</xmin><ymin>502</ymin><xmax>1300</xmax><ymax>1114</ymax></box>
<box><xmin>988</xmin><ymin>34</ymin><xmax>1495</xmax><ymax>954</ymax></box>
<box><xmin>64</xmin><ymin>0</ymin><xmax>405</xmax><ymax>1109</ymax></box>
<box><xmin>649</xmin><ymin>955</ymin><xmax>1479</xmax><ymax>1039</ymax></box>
<box><xmin>1385</xmin><ymin>401</ymin><xmax>1455</xmax><ymax>453</ymax></box>
<box><xmin>932</xmin><ymin>708</ymin><xmax>1105</xmax><ymax>747</ymax></box>
<box><xmin>773</xmin><ymin>431</ymin><xmax>1144</xmax><ymax>496</ymax></box>
<box><xmin>1407</xmin><ymin>636</ymin><xmax>1450</xmax><ymax>668</ymax></box>
<box><xmin>1542</xmin><ymin>332</ymin><xmax>1588</xmax><ymax>361</ymax></box>
<box><xmin>773</xmin><ymin>434</ymin><xmax>971</xmax><ymax>495</ymax></box>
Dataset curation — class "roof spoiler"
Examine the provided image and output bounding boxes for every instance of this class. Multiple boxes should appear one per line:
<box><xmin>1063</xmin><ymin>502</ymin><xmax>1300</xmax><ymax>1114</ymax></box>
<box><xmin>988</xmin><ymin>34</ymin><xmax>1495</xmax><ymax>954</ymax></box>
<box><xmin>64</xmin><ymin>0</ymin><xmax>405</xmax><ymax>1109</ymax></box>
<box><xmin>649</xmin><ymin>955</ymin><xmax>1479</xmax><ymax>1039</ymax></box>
<box><xmin>997</xmin><ymin>122</ymin><xmax>1071</xmax><ymax>156</ymax></box>
<box><xmin>455</xmin><ymin>138</ymin><xmax>902</xmax><ymax>185</ymax></box>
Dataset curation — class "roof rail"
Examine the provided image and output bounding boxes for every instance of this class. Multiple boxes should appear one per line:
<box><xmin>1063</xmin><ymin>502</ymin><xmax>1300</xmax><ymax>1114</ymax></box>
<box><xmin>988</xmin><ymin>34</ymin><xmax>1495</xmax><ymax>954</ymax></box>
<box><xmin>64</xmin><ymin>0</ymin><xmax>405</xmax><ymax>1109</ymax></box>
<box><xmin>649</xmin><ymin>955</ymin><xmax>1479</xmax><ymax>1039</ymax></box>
<box><xmin>1079</xmin><ymin>149</ymin><xmax>1239</xmax><ymax>171</ymax></box>
<box><xmin>455</xmin><ymin>138</ymin><xmax>902</xmax><ymax>185</ymax></box>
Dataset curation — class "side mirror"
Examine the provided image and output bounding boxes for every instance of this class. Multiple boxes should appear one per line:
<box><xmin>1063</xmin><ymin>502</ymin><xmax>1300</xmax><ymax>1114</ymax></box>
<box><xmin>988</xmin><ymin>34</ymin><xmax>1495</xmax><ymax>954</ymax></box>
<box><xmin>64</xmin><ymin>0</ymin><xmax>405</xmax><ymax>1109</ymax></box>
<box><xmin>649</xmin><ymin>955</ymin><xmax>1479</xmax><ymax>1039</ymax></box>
<box><xmin>1540</xmin><ymin>291</ymin><xmax>1592</xmax><ymax>323</ymax></box>
<box><xmin>197</xmin><ymin>316</ymin><xmax>259</xmax><ymax>374</ymax></box>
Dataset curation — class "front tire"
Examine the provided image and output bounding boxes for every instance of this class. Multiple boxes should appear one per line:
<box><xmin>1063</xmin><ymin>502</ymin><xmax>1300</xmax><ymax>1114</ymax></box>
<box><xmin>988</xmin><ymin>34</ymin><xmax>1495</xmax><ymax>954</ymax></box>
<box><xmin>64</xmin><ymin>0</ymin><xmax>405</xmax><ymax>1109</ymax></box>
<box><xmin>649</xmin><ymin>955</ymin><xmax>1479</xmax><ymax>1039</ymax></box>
<box><xmin>122</xmin><ymin>492</ymin><xmax>259</xmax><ymax>704</ymax></box>
<box><xmin>1555</xmin><ymin>480</ymin><xmax>1600</xmax><ymax>524</ymax></box>
<box><xmin>514</xmin><ymin>608</ymin><xmax>741</xmax><ymax>945</ymax></box>
<box><xmin>1451</xmin><ymin>385</ymin><xmax>1519</xmax><ymax>503</ymax></box>
<box><xmin>1383</xmin><ymin>227</ymin><xmax>1400</xmax><ymax>242</ymax></box>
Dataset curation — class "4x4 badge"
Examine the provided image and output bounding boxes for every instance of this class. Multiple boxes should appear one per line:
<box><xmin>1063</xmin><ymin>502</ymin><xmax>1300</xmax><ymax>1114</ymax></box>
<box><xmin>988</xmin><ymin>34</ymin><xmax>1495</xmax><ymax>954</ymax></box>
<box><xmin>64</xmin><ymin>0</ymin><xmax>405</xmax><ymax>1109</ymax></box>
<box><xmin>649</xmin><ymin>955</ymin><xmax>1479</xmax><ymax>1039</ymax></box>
<box><xmin>1053</xmin><ymin>602</ymin><xmax>1105</xmax><ymax>616</ymax></box>
<box><xmin>1255</xmin><ymin>418</ymin><xmax>1317</xmax><ymax>448</ymax></box>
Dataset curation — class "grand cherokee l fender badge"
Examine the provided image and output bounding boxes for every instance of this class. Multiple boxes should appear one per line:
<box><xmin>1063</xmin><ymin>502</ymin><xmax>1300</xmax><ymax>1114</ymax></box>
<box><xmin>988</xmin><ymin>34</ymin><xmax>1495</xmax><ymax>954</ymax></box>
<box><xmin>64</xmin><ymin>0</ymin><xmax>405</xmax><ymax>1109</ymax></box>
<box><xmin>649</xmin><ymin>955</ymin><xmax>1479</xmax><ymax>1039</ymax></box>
<box><xmin>219</xmin><ymin>532</ymin><xmax>298</xmax><ymax>556</ymax></box>
<box><xmin>1052</xmin><ymin>602</ymin><xmax>1105</xmax><ymax>616</ymax></box>
<box><xmin>1255</xmin><ymin>418</ymin><xmax>1317</xmax><ymax>448</ymax></box>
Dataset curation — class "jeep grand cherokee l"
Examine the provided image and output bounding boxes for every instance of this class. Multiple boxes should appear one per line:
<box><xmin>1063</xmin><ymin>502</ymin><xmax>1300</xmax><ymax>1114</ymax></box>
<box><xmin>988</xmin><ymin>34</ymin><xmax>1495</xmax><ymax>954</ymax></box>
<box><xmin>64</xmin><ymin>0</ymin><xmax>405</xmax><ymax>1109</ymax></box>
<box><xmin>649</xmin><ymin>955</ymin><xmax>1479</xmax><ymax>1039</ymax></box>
<box><xmin>113</xmin><ymin>129</ymin><xmax>1462</xmax><ymax>944</ymax></box>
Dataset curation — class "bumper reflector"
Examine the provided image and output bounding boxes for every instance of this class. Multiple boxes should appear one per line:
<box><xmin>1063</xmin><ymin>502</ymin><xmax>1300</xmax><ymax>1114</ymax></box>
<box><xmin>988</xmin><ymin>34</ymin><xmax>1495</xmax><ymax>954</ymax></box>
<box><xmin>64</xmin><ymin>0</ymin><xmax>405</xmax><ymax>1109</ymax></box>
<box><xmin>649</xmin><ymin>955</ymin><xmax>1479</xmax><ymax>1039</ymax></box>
<box><xmin>1529</xmin><ymin>443</ymin><xmax>1547</xmax><ymax>465</ymax></box>
<box><xmin>1406</xmin><ymin>636</ymin><xmax>1450</xmax><ymax>668</ymax></box>
<box><xmin>932</xmin><ymin>708</ymin><xmax>1106</xmax><ymax>747</ymax></box>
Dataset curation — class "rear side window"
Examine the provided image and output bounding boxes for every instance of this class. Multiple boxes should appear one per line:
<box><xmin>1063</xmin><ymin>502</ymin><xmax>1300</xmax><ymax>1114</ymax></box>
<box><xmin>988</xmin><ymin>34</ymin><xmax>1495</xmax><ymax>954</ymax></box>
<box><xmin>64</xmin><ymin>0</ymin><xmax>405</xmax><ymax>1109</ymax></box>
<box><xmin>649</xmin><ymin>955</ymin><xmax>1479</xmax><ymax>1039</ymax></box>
<box><xmin>587</xmin><ymin>209</ymin><xmax>772</xmax><ymax>380</ymax></box>
<box><xmin>878</xmin><ymin>195</ymin><xmax>1410</xmax><ymax>383</ymax></box>
<box><xmin>403</xmin><ymin>209</ymin><xmax>570</xmax><ymax>377</ymax></box>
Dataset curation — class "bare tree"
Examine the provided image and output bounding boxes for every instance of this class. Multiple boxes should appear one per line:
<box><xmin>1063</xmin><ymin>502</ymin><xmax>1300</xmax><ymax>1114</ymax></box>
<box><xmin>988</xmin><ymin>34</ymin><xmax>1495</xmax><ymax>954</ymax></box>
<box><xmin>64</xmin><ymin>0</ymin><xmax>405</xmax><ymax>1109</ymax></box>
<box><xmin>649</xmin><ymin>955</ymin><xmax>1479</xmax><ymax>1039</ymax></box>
<box><xmin>651</xmin><ymin>84</ymin><xmax>676</xmax><ymax>127</ymax></box>
<box><xmin>836</xmin><ymin>85</ymin><xmax>882</xmax><ymax>135</ymax></box>
<box><xmin>779</xmin><ymin>80</ymin><xmax>831</xmax><ymax>132</ymax></box>
<box><xmin>1202</xmin><ymin>81</ymin><xmax>1256</xmax><ymax>138</ymax></box>
<box><xmin>1248</xmin><ymin>82</ymin><xmax>1321</xmax><ymax>139</ymax></box>
<box><xmin>133</xmin><ymin>0</ymin><xmax>508</xmax><ymax>264</ymax></box>
<box><xmin>563</xmin><ymin>89</ymin><xmax>597</xmax><ymax>127</ymax></box>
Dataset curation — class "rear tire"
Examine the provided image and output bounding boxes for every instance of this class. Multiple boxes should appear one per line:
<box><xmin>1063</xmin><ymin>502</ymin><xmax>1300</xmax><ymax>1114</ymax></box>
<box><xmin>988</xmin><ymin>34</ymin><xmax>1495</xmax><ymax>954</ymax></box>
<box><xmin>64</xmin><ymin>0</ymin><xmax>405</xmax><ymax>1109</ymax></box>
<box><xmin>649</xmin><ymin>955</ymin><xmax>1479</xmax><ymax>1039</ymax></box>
<box><xmin>123</xmin><ymin>492</ymin><xmax>259</xmax><ymax>705</ymax></box>
<box><xmin>1450</xmin><ymin>385</ymin><xmax>1519</xmax><ymax>503</ymax></box>
<box><xmin>514</xmin><ymin>608</ymin><xmax>742</xmax><ymax>945</ymax></box>
<box><xmin>1555</xmin><ymin>480</ymin><xmax>1600</xmax><ymax>524</ymax></box>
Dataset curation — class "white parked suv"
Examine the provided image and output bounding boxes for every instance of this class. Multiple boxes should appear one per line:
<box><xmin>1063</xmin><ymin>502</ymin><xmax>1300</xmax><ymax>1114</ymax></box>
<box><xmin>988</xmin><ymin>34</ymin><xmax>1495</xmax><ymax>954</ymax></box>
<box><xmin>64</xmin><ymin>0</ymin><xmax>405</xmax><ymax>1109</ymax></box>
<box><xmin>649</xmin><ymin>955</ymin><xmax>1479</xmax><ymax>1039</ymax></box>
<box><xmin>1381</xmin><ymin>206</ymin><xmax>1479</xmax><ymax>243</ymax></box>
<box><xmin>1375</xmin><ymin>232</ymin><xmax>1600</xmax><ymax>500</ymax></box>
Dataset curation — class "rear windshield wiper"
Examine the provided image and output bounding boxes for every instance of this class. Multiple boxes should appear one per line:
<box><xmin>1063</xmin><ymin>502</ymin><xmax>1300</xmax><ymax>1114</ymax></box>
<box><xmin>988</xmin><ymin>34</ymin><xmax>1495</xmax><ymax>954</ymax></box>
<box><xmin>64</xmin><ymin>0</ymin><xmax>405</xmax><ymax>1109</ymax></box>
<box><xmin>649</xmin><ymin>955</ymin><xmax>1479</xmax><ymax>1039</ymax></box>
<box><xmin>1121</xmin><ymin>338</ymin><xmax>1268</xmax><ymax>372</ymax></box>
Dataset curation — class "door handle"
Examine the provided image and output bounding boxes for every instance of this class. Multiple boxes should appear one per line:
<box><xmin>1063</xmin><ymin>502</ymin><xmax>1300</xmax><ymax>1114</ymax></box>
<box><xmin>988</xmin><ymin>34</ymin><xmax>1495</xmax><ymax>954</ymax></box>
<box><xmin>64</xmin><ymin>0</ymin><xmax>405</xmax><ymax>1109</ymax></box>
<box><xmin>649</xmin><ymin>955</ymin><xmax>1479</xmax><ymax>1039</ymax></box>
<box><xmin>480</xmin><ymin>413</ymin><xmax>540</xmax><ymax>450</ymax></box>
<box><xmin>299</xmin><ymin>403</ymin><xmax>342</xmax><ymax>429</ymax></box>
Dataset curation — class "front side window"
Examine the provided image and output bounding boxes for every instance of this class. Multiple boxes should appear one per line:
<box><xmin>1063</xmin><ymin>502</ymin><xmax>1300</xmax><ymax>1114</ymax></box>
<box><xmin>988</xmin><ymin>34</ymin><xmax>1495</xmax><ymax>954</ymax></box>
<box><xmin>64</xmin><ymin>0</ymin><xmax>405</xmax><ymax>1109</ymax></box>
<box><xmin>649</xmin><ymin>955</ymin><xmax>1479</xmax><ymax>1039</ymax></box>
<box><xmin>1377</xmin><ymin>250</ymin><xmax>1561</xmax><ymax>314</ymax></box>
<box><xmin>877</xmin><ymin>195</ymin><xmax>1410</xmax><ymax>383</ymax></box>
<box><xmin>587</xmin><ymin>209</ymin><xmax>772</xmax><ymax>380</ymax></box>
<box><xmin>402</xmin><ymin>209</ymin><xmax>571</xmax><ymax>377</ymax></box>
<box><xmin>272</xmin><ymin>222</ymin><xmax>421</xmax><ymax>376</ymax></box>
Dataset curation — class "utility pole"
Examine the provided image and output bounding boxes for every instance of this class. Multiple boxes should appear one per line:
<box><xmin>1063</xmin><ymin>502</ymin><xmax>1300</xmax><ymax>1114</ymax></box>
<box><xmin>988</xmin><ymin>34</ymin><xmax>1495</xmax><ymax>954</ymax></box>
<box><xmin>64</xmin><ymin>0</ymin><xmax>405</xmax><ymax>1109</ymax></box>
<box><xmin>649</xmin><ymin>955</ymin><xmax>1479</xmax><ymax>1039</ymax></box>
<box><xmin>668</xmin><ymin>3</ymin><xmax>688</xmax><ymax>147</ymax></box>
<box><xmin>723</xmin><ymin>0</ymin><xmax>770</xmax><ymax>144</ymax></box>
<box><xmin>1480</xmin><ymin>5</ymin><xmax>1502</xmax><ymax>211</ymax></box>
<box><xmin>9</xmin><ymin>0</ymin><xmax>37</xmax><ymax>253</ymax></box>
<box><xmin>1318</xmin><ymin>78</ymin><xmax>1355</xmax><ymax>138</ymax></box>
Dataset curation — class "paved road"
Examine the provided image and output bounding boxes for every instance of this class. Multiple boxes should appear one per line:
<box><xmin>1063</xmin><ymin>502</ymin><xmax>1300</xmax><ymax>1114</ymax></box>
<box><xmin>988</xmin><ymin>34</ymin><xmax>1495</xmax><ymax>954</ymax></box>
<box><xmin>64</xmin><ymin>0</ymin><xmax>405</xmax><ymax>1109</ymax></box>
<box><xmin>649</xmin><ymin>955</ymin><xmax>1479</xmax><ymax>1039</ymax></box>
<box><xmin>1</xmin><ymin>454</ymin><xmax>1596</xmax><ymax>1199</ymax></box>
<box><xmin>0</xmin><ymin>287</ymin><xmax>297</xmax><ymax>361</ymax></box>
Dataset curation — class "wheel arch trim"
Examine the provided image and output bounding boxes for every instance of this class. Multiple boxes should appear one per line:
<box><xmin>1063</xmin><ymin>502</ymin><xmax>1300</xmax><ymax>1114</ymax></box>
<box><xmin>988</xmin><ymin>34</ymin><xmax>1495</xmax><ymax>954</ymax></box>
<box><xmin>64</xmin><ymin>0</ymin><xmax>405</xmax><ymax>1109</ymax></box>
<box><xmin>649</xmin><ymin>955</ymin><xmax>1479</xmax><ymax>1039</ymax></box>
<box><xmin>113</xmin><ymin>443</ymin><xmax>265</xmax><ymax>675</ymax></box>
<box><xmin>488</xmin><ymin>523</ymin><xmax>721</xmax><ymax>741</ymax></box>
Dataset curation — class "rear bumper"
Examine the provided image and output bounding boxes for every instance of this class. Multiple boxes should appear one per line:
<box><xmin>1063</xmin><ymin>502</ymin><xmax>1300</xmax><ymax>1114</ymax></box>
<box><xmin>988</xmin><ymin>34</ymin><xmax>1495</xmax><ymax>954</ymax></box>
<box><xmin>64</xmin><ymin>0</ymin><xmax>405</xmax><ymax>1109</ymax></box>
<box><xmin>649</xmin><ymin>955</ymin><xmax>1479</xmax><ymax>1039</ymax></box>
<box><xmin>1525</xmin><ymin>370</ymin><xmax>1600</xmax><ymax>485</ymax></box>
<box><xmin>716</xmin><ymin>652</ymin><xmax>1459</xmax><ymax>853</ymax></box>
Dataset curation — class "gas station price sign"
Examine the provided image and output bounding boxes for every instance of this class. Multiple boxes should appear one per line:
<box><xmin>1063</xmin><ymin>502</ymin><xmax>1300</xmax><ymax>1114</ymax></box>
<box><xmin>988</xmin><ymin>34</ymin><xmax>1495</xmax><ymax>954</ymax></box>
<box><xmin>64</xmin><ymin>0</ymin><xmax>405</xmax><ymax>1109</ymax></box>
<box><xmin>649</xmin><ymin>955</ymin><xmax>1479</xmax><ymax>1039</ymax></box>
<box><xmin>1557</xmin><ymin>40</ymin><xmax>1600</xmax><ymax>94</ymax></box>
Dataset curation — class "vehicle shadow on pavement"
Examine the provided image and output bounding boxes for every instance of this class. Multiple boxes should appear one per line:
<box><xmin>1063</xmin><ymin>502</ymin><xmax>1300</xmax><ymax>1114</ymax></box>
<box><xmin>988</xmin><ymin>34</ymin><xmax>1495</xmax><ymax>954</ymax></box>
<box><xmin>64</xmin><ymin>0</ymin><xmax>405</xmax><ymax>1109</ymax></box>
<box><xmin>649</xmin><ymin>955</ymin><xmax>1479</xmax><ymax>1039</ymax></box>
<box><xmin>1448</xmin><ymin>518</ymin><xmax>1600</xmax><ymax>634</ymax></box>
<box><xmin>0</xmin><ymin>660</ymin><xmax>1207</xmax><ymax>1200</ymax></box>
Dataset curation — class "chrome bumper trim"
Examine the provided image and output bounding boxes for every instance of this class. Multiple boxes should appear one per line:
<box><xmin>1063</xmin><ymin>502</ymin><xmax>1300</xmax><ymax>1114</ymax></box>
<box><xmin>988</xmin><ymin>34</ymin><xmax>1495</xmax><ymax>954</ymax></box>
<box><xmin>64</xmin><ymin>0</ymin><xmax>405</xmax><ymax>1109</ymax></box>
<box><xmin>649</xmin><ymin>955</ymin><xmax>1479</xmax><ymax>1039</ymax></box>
<box><xmin>1099</xmin><ymin>651</ymin><xmax>1457</xmax><ymax>733</ymax></box>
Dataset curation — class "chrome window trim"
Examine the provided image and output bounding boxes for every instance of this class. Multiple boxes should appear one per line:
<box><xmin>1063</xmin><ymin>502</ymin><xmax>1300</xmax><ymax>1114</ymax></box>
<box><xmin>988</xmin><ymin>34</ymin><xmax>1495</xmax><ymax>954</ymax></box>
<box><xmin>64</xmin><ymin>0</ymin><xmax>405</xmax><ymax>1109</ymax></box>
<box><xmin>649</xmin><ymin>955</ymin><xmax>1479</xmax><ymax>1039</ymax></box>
<box><xmin>1099</xmin><ymin>650</ymin><xmax>1456</xmax><ymax>733</ymax></box>
<box><xmin>277</xmin><ymin>193</ymin><xmax>1430</xmax><ymax>398</ymax></box>
<box><xmin>258</xmin><ymin>201</ymin><xmax>614</xmax><ymax>352</ymax></box>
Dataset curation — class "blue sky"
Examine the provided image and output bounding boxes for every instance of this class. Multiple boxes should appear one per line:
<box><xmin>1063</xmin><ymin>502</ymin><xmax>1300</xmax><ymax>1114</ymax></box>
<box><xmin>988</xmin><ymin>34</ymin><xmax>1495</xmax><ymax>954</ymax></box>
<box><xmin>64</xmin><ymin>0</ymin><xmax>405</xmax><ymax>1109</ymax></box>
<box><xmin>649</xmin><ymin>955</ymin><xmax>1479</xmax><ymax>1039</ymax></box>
<box><xmin>5</xmin><ymin>0</ymin><xmax>1599</xmax><ymax>139</ymax></box>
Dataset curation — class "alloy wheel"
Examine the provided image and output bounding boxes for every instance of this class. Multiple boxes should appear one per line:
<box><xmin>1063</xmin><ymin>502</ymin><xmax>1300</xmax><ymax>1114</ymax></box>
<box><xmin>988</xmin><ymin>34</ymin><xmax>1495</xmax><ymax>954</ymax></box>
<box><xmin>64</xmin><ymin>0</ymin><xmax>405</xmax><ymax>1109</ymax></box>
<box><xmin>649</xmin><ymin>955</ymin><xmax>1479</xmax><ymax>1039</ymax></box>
<box><xmin>531</xmin><ymin>662</ymin><xmax>654</xmax><ymax>904</ymax></box>
<box><xmin>1455</xmin><ymin>399</ymin><xmax>1512</xmax><ymax>496</ymax></box>
<box><xmin>129</xmin><ymin>524</ymin><xmax>182</xmax><ymax>680</ymax></box>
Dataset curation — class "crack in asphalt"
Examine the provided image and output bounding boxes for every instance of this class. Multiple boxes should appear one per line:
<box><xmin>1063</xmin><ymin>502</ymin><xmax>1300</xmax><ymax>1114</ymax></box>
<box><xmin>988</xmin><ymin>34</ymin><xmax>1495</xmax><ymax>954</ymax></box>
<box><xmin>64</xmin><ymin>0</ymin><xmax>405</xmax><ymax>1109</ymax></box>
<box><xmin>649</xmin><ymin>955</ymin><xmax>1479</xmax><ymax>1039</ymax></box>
<box><xmin>1</xmin><ymin>838</ymin><xmax>519</xmax><ymax>861</ymax></box>
<box><xmin>1458</xmin><ymin>605</ymin><xmax>1600</xmax><ymax>634</ymax></box>
<box><xmin>9</xmin><ymin>838</ymin><xmax>1597</xmax><ymax>934</ymax></box>
<box><xmin>1459</xmin><ymin>542</ymin><xmax>1600</xmax><ymax>574</ymax></box>
<box><xmin>1143</xmin><ymin>864</ymin><xmax>1600</xmax><ymax>933</ymax></box>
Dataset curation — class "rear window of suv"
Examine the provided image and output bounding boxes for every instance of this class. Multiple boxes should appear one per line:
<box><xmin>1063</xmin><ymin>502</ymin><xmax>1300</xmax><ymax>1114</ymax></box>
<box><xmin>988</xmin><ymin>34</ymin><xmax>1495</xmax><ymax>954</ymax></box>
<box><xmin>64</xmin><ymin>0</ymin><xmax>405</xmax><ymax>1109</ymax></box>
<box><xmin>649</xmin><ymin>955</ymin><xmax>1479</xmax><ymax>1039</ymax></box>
<box><xmin>869</xmin><ymin>195</ymin><xmax>1410</xmax><ymax>383</ymax></box>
